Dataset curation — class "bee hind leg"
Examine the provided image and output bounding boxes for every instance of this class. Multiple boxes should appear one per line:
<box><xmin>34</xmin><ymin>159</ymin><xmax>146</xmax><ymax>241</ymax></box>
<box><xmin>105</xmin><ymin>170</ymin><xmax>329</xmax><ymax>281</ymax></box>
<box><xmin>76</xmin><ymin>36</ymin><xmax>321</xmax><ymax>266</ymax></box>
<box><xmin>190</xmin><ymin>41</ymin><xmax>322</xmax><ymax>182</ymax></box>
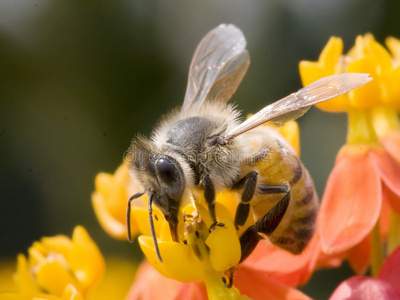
<box><xmin>232</xmin><ymin>171</ymin><xmax>258</xmax><ymax>229</ymax></box>
<box><xmin>238</xmin><ymin>185</ymin><xmax>291</xmax><ymax>262</ymax></box>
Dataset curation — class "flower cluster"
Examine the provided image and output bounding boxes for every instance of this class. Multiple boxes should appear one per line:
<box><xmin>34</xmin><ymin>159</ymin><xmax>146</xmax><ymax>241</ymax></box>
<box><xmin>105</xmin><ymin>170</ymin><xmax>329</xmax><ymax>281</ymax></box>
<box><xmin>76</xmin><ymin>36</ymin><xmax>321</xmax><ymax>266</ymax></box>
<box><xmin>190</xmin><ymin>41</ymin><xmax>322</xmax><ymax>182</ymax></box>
<box><xmin>300</xmin><ymin>34</ymin><xmax>400</xmax><ymax>297</ymax></box>
<box><xmin>1</xmin><ymin>226</ymin><xmax>105</xmax><ymax>300</ymax></box>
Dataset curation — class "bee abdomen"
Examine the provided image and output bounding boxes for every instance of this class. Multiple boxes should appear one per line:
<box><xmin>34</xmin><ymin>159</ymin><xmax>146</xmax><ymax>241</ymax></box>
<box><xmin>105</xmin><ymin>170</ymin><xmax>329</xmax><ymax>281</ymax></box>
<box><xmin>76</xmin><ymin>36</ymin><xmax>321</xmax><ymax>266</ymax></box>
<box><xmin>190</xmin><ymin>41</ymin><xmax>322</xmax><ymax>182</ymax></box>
<box><xmin>269</xmin><ymin>170</ymin><xmax>318</xmax><ymax>254</ymax></box>
<box><xmin>270</xmin><ymin>208</ymin><xmax>316</xmax><ymax>254</ymax></box>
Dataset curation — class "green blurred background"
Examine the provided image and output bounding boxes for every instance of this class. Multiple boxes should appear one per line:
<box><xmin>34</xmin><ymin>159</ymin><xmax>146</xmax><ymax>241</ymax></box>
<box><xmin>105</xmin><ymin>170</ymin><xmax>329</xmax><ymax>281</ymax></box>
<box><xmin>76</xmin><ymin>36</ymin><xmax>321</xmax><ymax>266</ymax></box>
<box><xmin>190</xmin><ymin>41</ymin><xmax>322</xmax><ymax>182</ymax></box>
<box><xmin>1</xmin><ymin>0</ymin><xmax>399</xmax><ymax>298</ymax></box>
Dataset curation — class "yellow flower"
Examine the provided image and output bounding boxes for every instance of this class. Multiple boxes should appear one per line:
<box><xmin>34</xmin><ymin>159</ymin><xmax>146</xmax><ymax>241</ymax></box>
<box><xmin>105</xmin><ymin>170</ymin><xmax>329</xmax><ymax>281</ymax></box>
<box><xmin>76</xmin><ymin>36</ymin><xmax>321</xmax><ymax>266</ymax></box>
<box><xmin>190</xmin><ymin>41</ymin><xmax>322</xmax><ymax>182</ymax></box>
<box><xmin>300</xmin><ymin>35</ymin><xmax>400</xmax><ymax>112</ymax></box>
<box><xmin>87</xmin><ymin>257</ymin><xmax>136</xmax><ymax>300</ymax></box>
<box><xmin>1</xmin><ymin>226</ymin><xmax>105</xmax><ymax>300</ymax></box>
<box><xmin>92</xmin><ymin>163</ymin><xmax>141</xmax><ymax>240</ymax></box>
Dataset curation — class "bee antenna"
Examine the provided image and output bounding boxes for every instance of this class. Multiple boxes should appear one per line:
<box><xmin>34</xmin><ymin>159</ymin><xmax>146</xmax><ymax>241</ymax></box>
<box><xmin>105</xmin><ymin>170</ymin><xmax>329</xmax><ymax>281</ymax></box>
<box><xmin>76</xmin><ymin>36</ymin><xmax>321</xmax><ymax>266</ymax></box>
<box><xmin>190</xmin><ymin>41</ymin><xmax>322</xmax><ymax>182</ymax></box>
<box><xmin>127</xmin><ymin>191</ymin><xmax>145</xmax><ymax>243</ymax></box>
<box><xmin>148</xmin><ymin>194</ymin><xmax>163</xmax><ymax>262</ymax></box>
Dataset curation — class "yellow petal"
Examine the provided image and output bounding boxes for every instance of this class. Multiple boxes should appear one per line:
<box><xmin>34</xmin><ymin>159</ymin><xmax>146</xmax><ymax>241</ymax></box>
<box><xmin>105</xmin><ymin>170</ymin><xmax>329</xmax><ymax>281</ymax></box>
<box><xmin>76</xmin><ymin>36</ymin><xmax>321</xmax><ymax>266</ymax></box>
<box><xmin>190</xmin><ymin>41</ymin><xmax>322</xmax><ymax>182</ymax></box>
<box><xmin>39</xmin><ymin>236</ymin><xmax>73</xmax><ymax>257</ymax></box>
<box><xmin>215</xmin><ymin>191</ymin><xmax>240</xmax><ymax>220</ymax></box>
<box><xmin>299</xmin><ymin>60</ymin><xmax>348</xmax><ymax>112</ymax></box>
<box><xmin>62</xmin><ymin>284</ymin><xmax>84</xmax><ymax>300</ymax></box>
<box><xmin>92</xmin><ymin>191</ymin><xmax>129</xmax><ymax>240</ymax></box>
<box><xmin>94</xmin><ymin>173</ymin><xmax>127</xmax><ymax>220</ymax></box>
<box><xmin>113</xmin><ymin>163</ymin><xmax>130</xmax><ymax>182</ymax></box>
<box><xmin>383</xmin><ymin>66</ymin><xmax>400</xmax><ymax>108</ymax></box>
<box><xmin>14</xmin><ymin>254</ymin><xmax>40</xmax><ymax>295</ymax></box>
<box><xmin>130</xmin><ymin>205</ymin><xmax>164</xmax><ymax>237</ymax></box>
<box><xmin>36</xmin><ymin>261</ymin><xmax>81</xmax><ymax>297</ymax></box>
<box><xmin>138</xmin><ymin>236</ymin><xmax>204</xmax><ymax>282</ymax></box>
<box><xmin>347</xmin><ymin>57</ymin><xmax>383</xmax><ymax>108</ymax></box>
<box><xmin>370</xmin><ymin>106</ymin><xmax>400</xmax><ymax>137</ymax></box>
<box><xmin>319</xmin><ymin>36</ymin><xmax>343</xmax><ymax>71</ymax></box>
<box><xmin>68</xmin><ymin>226</ymin><xmax>105</xmax><ymax>289</ymax></box>
<box><xmin>87</xmin><ymin>257</ymin><xmax>136</xmax><ymax>300</ymax></box>
<box><xmin>0</xmin><ymin>292</ymin><xmax>30</xmax><ymax>300</ymax></box>
<box><xmin>298</xmin><ymin>61</ymin><xmax>328</xmax><ymax>86</ymax></box>
<box><xmin>278</xmin><ymin>120</ymin><xmax>300</xmax><ymax>156</ymax></box>
<box><xmin>386</xmin><ymin>36</ymin><xmax>400</xmax><ymax>62</ymax></box>
<box><xmin>159</xmin><ymin>219</ymin><xmax>173</xmax><ymax>242</ymax></box>
<box><xmin>205</xmin><ymin>219</ymin><xmax>241</xmax><ymax>272</ymax></box>
<box><xmin>367</xmin><ymin>37</ymin><xmax>393</xmax><ymax>73</ymax></box>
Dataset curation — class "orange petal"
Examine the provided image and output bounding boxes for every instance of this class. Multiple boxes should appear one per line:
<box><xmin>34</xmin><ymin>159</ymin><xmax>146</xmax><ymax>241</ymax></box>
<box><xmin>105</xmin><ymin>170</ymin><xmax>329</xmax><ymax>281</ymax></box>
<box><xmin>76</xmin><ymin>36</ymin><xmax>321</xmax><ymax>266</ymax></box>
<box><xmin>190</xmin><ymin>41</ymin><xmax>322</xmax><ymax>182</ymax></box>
<box><xmin>381</xmin><ymin>186</ymin><xmax>395</xmax><ymax>233</ymax></box>
<box><xmin>380</xmin><ymin>131</ymin><xmax>400</xmax><ymax>165</ymax></box>
<box><xmin>382</xmin><ymin>181</ymin><xmax>400</xmax><ymax>215</ymax></box>
<box><xmin>243</xmin><ymin>234</ymin><xmax>320</xmax><ymax>286</ymax></box>
<box><xmin>234</xmin><ymin>265</ymin><xmax>312</xmax><ymax>300</ymax></box>
<box><xmin>318</xmin><ymin>145</ymin><xmax>382</xmax><ymax>254</ymax></box>
<box><xmin>175</xmin><ymin>282</ymin><xmax>208</xmax><ymax>300</ymax></box>
<box><xmin>126</xmin><ymin>261</ymin><xmax>183</xmax><ymax>300</ymax></box>
<box><xmin>347</xmin><ymin>236</ymin><xmax>371</xmax><ymax>275</ymax></box>
<box><xmin>369</xmin><ymin>148</ymin><xmax>400</xmax><ymax>197</ymax></box>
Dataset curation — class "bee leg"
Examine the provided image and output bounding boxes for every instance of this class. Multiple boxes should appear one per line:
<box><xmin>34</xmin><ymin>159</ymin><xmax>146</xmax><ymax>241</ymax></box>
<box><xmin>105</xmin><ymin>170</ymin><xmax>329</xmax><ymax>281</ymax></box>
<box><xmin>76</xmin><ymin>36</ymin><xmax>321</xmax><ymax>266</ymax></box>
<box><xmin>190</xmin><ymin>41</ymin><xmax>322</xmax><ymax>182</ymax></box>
<box><xmin>148</xmin><ymin>194</ymin><xmax>163</xmax><ymax>262</ymax></box>
<box><xmin>202</xmin><ymin>174</ymin><xmax>219</xmax><ymax>228</ymax></box>
<box><xmin>239</xmin><ymin>185</ymin><xmax>291</xmax><ymax>262</ymax></box>
<box><xmin>126</xmin><ymin>191</ymin><xmax>145</xmax><ymax>242</ymax></box>
<box><xmin>232</xmin><ymin>171</ymin><xmax>258</xmax><ymax>229</ymax></box>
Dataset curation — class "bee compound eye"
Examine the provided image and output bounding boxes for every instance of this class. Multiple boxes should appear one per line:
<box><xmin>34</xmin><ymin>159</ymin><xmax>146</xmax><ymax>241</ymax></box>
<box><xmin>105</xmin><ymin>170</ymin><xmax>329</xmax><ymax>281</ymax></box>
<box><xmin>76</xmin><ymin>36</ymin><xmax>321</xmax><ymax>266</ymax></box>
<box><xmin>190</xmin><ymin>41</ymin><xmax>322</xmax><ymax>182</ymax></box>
<box><xmin>155</xmin><ymin>156</ymin><xmax>182</xmax><ymax>187</ymax></box>
<box><xmin>154</xmin><ymin>156</ymin><xmax>185</xmax><ymax>200</ymax></box>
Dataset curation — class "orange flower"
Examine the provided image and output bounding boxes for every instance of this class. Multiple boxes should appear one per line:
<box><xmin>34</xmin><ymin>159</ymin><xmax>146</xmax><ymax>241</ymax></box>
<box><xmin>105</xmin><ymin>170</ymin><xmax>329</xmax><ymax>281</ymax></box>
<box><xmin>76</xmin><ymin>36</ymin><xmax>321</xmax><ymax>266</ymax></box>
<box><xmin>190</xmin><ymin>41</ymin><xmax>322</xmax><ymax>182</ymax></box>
<box><xmin>300</xmin><ymin>34</ymin><xmax>400</xmax><ymax>276</ymax></box>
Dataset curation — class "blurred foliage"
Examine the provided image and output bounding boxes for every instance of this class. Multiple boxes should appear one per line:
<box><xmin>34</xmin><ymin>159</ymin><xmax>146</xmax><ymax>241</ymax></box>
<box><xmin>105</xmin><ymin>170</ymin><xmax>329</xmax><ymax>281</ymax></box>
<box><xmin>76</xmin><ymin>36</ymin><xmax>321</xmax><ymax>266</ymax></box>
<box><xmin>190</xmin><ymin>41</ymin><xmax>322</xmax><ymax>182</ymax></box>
<box><xmin>0</xmin><ymin>0</ymin><xmax>399</xmax><ymax>298</ymax></box>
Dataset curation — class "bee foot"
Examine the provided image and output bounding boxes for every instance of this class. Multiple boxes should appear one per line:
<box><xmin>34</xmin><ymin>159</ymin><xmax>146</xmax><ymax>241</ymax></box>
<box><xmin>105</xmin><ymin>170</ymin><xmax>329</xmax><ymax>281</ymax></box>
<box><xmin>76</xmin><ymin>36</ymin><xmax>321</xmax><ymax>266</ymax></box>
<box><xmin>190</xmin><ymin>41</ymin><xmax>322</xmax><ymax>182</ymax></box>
<box><xmin>209</xmin><ymin>221</ymin><xmax>225</xmax><ymax>232</ymax></box>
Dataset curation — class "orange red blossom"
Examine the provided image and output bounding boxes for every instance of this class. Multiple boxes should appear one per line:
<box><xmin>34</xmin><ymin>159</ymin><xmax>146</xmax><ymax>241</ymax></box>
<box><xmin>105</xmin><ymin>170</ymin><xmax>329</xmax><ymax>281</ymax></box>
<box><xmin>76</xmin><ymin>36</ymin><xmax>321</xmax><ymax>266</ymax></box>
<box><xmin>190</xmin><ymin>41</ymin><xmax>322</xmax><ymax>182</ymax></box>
<box><xmin>300</xmin><ymin>34</ymin><xmax>400</xmax><ymax>277</ymax></box>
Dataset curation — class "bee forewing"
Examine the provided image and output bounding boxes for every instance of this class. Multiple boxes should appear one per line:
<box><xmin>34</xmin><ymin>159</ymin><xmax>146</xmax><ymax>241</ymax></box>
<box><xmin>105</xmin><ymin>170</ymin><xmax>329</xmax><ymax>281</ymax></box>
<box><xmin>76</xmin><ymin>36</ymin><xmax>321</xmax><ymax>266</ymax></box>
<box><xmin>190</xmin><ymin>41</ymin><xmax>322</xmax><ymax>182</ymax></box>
<box><xmin>182</xmin><ymin>24</ymin><xmax>250</xmax><ymax>110</ymax></box>
<box><xmin>224</xmin><ymin>73</ymin><xmax>372</xmax><ymax>140</ymax></box>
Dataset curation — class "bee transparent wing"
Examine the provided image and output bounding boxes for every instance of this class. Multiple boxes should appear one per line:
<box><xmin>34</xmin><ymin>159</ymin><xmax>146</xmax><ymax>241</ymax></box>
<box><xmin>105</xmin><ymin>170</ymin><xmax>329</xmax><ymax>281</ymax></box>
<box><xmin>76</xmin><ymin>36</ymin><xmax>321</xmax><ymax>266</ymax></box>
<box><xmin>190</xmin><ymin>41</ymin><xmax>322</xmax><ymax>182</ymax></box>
<box><xmin>182</xmin><ymin>24</ymin><xmax>250</xmax><ymax>111</ymax></box>
<box><xmin>224</xmin><ymin>73</ymin><xmax>372</xmax><ymax>141</ymax></box>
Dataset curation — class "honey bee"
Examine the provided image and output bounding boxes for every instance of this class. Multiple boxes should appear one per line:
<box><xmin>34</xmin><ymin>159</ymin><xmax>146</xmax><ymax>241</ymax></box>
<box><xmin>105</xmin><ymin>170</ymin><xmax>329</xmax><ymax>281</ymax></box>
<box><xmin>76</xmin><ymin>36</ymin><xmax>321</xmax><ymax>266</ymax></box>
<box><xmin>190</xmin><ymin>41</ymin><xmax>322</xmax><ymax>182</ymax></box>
<box><xmin>126</xmin><ymin>24</ymin><xmax>371</xmax><ymax>263</ymax></box>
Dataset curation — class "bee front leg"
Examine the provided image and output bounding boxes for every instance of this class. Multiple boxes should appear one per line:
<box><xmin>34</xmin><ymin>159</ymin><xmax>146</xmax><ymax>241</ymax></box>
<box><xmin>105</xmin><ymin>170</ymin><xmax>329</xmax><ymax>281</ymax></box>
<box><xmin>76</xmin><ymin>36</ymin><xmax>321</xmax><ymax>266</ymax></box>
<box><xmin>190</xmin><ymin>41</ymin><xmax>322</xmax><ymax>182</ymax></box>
<box><xmin>201</xmin><ymin>174</ymin><xmax>218</xmax><ymax>227</ymax></box>
<box><xmin>232</xmin><ymin>171</ymin><xmax>258</xmax><ymax>229</ymax></box>
<box><xmin>239</xmin><ymin>184</ymin><xmax>291</xmax><ymax>262</ymax></box>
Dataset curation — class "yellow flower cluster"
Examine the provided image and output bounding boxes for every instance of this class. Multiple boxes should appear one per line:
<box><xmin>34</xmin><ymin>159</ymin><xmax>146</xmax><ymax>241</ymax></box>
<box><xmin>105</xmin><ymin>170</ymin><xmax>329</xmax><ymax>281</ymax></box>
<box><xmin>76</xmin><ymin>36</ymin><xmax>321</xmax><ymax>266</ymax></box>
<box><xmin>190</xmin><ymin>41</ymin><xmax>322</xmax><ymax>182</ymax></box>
<box><xmin>2</xmin><ymin>226</ymin><xmax>104</xmax><ymax>300</ymax></box>
<box><xmin>300</xmin><ymin>35</ymin><xmax>400</xmax><ymax>145</ymax></box>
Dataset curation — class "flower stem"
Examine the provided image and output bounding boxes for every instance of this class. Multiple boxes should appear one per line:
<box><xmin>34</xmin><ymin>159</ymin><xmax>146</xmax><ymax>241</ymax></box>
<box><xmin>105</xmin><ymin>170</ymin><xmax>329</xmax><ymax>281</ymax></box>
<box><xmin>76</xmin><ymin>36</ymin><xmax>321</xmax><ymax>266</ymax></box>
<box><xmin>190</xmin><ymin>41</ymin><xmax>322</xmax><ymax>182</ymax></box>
<box><xmin>370</xmin><ymin>106</ymin><xmax>400</xmax><ymax>137</ymax></box>
<box><xmin>204</xmin><ymin>269</ymin><xmax>247</xmax><ymax>300</ymax></box>
<box><xmin>388</xmin><ymin>211</ymin><xmax>400</xmax><ymax>256</ymax></box>
<box><xmin>370</xmin><ymin>221</ymin><xmax>383</xmax><ymax>277</ymax></box>
<box><xmin>188</xmin><ymin>226</ymin><xmax>247</xmax><ymax>300</ymax></box>
<box><xmin>347</xmin><ymin>109</ymin><xmax>378</xmax><ymax>144</ymax></box>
